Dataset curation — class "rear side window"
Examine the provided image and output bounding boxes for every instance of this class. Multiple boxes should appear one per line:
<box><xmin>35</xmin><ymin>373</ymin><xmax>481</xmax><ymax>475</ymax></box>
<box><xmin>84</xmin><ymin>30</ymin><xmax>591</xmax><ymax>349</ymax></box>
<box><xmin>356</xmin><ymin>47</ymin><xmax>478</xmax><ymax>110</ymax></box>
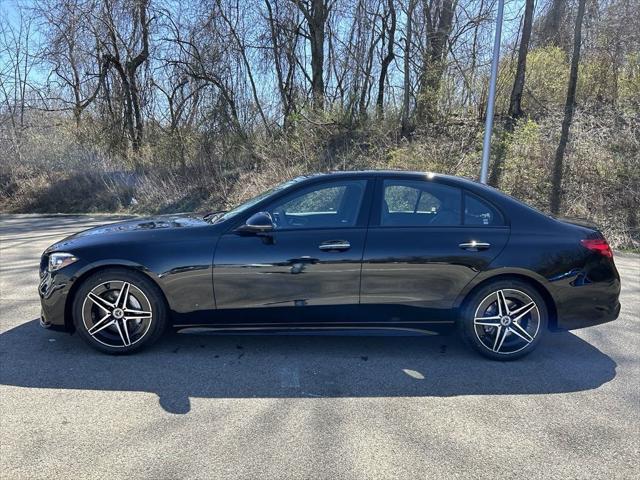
<box><xmin>381</xmin><ymin>180</ymin><xmax>462</xmax><ymax>226</ymax></box>
<box><xmin>464</xmin><ymin>193</ymin><xmax>504</xmax><ymax>226</ymax></box>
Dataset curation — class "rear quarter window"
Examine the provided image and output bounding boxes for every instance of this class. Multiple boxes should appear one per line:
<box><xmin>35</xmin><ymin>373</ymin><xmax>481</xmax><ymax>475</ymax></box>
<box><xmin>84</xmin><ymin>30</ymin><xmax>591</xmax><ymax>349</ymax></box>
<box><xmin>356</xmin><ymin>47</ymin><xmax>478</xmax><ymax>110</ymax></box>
<box><xmin>464</xmin><ymin>193</ymin><xmax>504</xmax><ymax>226</ymax></box>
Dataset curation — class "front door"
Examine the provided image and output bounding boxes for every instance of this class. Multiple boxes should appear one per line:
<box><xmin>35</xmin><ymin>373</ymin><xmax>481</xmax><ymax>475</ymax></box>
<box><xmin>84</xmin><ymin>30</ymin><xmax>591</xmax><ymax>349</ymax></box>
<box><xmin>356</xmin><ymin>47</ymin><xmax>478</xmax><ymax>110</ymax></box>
<box><xmin>213</xmin><ymin>178</ymin><xmax>372</xmax><ymax>324</ymax></box>
<box><xmin>360</xmin><ymin>177</ymin><xmax>510</xmax><ymax>321</ymax></box>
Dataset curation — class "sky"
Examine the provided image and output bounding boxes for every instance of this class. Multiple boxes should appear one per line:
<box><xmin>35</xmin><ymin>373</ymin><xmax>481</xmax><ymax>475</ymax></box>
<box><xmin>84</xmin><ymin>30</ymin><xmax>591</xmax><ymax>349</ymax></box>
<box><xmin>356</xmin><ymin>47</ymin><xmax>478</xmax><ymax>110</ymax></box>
<box><xmin>1</xmin><ymin>0</ymin><xmax>530</xmax><ymax>110</ymax></box>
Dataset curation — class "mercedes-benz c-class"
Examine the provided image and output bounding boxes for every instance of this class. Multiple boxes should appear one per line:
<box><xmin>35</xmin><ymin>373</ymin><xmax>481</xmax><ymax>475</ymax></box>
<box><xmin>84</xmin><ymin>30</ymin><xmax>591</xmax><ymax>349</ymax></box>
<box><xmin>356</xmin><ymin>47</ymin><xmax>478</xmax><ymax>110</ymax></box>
<box><xmin>39</xmin><ymin>171</ymin><xmax>621</xmax><ymax>359</ymax></box>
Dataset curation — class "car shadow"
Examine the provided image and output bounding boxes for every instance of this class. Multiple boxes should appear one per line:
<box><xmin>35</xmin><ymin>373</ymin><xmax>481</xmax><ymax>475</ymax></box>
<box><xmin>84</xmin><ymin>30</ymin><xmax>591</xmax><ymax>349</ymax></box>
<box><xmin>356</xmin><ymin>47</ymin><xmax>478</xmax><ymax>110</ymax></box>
<box><xmin>0</xmin><ymin>320</ymin><xmax>617</xmax><ymax>414</ymax></box>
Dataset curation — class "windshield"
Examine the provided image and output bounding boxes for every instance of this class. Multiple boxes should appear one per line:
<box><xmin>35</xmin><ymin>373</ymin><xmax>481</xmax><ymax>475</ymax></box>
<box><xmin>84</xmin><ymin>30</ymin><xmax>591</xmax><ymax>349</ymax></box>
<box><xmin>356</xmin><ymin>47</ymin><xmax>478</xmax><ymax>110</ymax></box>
<box><xmin>213</xmin><ymin>177</ymin><xmax>305</xmax><ymax>224</ymax></box>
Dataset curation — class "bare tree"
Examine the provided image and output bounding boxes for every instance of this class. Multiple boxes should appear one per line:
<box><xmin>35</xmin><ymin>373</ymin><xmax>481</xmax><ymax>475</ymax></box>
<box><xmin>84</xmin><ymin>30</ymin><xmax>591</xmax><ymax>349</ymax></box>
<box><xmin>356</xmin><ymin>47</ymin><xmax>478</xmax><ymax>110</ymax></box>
<box><xmin>215</xmin><ymin>0</ymin><xmax>270</xmax><ymax>132</ymax></box>
<box><xmin>291</xmin><ymin>0</ymin><xmax>333</xmax><ymax>110</ymax></box>
<box><xmin>375</xmin><ymin>0</ymin><xmax>396</xmax><ymax>117</ymax></box>
<box><xmin>0</xmin><ymin>8</ymin><xmax>40</xmax><ymax>164</ymax></box>
<box><xmin>161</xmin><ymin>4</ymin><xmax>246</xmax><ymax>138</ymax></box>
<box><xmin>537</xmin><ymin>0</ymin><xmax>568</xmax><ymax>49</ymax></box>
<box><xmin>34</xmin><ymin>0</ymin><xmax>106</xmax><ymax>129</ymax></box>
<box><xmin>489</xmin><ymin>0</ymin><xmax>534</xmax><ymax>186</ymax></box>
<box><xmin>0</xmin><ymin>9</ymin><xmax>36</xmax><ymax>132</ymax></box>
<box><xmin>265</xmin><ymin>0</ymin><xmax>301</xmax><ymax>128</ymax></box>
<box><xmin>357</xmin><ymin>0</ymin><xmax>382</xmax><ymax>117</ymax></box>
<box><xmin>401</xmin><ymin>0</ymin><xmax>417</xmax><ymax>135</ymax></box>
<box><xmin>97</xmin><ymin>0</ymin><xmax>151</xmax><ymax>156</ymax></box>
<box><xmin>507</xmin><ymin>0</ymin><xmax>534</xmax><ymax>125</ymax></box>
<box><xmin>416</xmin><ymin>0</ymin><xmax>457</xmax><ymax>124</ymax></box>
<box><xmin>550</xmin><ymin>0</ymin><xmax>587</xmax><ymax>214</ymax></box>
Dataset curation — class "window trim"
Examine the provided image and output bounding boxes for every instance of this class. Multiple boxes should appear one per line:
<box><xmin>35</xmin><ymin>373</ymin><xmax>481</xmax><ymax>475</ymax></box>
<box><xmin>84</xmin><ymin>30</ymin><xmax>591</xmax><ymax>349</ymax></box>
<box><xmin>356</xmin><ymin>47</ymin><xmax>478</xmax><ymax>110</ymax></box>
<box><xmin>371</xmin><ymin>177</ymin><xmax>509</xmax><ymax>229</ymax></box>
<box><xmin>225</xmin><ymin>177</ymin><xmax>375</xmax><ymax>233</ymax></box>
<box><xmin>376</xmin><ymin>177</ymin><xmax>463</xmax><ymax>228</ymax></box>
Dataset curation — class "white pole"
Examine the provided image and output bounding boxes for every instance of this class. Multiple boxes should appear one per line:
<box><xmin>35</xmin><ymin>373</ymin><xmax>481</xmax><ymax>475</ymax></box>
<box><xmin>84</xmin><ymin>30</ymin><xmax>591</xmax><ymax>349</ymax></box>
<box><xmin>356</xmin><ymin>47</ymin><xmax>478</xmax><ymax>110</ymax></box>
<box><xmin>479</xmin><ymin>0</ymin><xmax>505</xmax><ymax>184</ymax></box>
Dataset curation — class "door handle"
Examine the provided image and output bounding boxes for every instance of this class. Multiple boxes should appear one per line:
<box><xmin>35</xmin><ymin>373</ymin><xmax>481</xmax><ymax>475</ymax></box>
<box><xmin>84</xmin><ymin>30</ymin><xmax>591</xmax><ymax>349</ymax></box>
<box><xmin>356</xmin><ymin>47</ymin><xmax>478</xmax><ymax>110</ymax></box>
<box><xmin>319</xmin><ymin>240</ymin><xmax>351</xmax><ymax>251</ymax></box>
<box><xmin>459</xmin><ymin>241</ymin><xmax>491</xmax><ymax>251</ymax></box>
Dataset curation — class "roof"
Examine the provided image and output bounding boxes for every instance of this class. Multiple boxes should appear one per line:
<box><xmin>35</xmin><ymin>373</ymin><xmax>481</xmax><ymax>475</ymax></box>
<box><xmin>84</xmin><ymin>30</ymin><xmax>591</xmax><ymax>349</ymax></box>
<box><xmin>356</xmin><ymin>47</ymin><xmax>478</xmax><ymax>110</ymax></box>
<box><xmin>302</xmin><ymin>170</ymin><xmax>526</xmax><ymax>210</ymax></box>
<box><xmin>308</xmin><ymin>169</ymin><xmax>482</xmax><ymax>187</ymax></box>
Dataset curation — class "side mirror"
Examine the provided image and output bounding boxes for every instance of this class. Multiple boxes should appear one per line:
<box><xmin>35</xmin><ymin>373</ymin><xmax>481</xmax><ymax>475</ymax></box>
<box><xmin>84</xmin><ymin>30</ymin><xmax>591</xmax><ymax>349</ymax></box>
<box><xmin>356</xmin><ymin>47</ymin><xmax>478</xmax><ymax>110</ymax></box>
<box><xmin>237</xmin><ymin>211</ymin><xmax>274</xmax><ymax>233</ymax></box>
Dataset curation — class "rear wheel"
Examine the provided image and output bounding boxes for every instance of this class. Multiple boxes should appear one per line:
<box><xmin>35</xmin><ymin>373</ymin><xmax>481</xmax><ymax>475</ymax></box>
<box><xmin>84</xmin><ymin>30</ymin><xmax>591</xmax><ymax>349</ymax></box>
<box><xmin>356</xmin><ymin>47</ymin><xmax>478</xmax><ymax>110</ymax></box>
<box><xmin>459</xmin><ymin>280</ymin><xmax>548</xmax><ymax>360</ymax></box>
<box><xmin>72</xmin><ymin>268</ymin><xmax>168</xmax><ymax>354</ymax></box>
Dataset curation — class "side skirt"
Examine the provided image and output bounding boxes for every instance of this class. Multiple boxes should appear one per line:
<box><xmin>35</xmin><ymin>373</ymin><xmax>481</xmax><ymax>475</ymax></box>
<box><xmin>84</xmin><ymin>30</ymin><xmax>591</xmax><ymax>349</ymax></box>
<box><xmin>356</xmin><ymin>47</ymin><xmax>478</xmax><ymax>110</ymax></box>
<box><xmin>173</xmin><ymin>322</ymin><xmax>456</xmax><ymax>336</ymax></box>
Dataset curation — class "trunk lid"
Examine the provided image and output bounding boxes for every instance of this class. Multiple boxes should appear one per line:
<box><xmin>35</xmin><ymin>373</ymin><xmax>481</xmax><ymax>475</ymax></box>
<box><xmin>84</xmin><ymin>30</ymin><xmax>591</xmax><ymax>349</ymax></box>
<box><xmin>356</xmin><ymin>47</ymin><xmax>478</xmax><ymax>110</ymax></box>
<box><xmin>554</xmin><ymin>216</ymin><xmax>601</xmax><ymax>233</ymax></box>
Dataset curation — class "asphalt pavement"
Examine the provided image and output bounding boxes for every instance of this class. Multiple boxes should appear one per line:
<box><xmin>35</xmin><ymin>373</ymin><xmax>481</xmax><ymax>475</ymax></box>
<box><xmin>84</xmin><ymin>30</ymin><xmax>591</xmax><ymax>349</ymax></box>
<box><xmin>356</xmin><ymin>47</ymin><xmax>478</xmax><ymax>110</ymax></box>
<box><xmin>1</xmin><ymin>214</ymin><xmax>639</xmax><ymax>479</ymax></box>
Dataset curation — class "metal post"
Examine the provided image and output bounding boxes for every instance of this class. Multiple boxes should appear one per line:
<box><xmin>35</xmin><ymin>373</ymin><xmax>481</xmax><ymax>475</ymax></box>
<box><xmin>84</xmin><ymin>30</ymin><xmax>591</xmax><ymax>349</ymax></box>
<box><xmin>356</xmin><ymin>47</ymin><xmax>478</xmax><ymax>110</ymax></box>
<box><xmin>479</xmin><ymin>0</ymin><xmax>505</xmax><ymax>184</ymax></box>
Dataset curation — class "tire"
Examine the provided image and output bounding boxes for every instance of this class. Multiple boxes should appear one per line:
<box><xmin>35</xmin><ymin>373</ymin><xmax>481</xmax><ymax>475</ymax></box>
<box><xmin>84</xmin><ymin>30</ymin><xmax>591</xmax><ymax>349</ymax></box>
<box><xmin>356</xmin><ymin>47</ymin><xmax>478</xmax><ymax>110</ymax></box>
<box><xmin>458</xmin><ymin>279</ymin><xmax>548</xmax><ymax>361</ymax></box>
<box><xmin>72</xmin><ymin>268</ymin><xmax>168</xmax><ymax>354</ymax></box>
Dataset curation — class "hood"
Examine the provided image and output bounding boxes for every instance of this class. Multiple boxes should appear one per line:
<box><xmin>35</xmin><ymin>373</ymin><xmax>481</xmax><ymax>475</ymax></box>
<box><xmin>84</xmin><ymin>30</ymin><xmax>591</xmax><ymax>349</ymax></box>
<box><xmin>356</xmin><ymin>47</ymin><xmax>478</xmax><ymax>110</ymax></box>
<box><xmin>45</xmin><ymin>214</ymin><xmax>210</xmax><ymax>253</ymax></box>
<box><xmin>71</xmin><ymin>214</ymin><xmax>209</xmax><ymax>237</ymax></box>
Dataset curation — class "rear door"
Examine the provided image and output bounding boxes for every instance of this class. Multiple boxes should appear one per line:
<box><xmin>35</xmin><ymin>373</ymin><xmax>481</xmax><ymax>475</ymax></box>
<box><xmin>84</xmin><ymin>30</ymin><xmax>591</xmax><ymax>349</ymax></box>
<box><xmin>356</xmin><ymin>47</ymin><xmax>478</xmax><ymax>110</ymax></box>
<box><xmin>360</xmin><ymin>176</ymin><xmax>510</xmax><ymax>317</ymax></box>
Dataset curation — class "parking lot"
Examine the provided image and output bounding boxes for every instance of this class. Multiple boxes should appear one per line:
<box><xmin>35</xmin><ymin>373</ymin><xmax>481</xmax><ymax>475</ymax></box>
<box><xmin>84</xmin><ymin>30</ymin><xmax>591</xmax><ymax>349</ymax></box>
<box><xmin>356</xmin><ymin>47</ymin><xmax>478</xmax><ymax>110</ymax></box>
<box><xmin>1</xmin><ymin>214</ymin><xmax>639</xmax><ymax>479</ymax></box>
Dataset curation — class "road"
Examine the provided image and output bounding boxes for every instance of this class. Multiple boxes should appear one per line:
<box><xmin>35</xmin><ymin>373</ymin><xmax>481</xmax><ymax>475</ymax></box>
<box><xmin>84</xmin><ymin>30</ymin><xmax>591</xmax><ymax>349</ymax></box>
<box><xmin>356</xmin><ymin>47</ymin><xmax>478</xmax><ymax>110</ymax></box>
<box><xmin>1</xmin><ymin>214</ymin><xmax>639</xmax><ymax>479</ymax></box>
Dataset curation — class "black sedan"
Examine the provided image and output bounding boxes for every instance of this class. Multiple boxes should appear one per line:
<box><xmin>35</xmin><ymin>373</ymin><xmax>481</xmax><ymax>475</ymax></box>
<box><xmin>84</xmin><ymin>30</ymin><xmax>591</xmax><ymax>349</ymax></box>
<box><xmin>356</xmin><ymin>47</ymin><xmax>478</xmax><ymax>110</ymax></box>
<box><xmin>39</xmin><ymin>171</ymin><xmax>621</xmax><ymax>359</ymax></box>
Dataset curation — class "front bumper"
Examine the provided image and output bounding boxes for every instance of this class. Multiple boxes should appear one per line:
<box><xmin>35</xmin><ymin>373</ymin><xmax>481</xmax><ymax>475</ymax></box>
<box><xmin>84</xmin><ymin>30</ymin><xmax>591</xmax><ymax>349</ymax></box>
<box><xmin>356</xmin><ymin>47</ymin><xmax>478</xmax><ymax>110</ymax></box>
<box><xmin>39</xmin><ymin>268</ymin><xmax>76</xmax><ymax>331</ymax></box>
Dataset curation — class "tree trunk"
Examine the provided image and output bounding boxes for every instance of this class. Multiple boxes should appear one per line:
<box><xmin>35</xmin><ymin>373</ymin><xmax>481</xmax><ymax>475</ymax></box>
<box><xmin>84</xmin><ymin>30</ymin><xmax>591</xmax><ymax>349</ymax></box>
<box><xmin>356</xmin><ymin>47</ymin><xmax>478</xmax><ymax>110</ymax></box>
<box><xmin>550</xmin><ymin>0</ymin><xmax>586</xmax><ymax>215</ymax></box>
<box><xmin>217</xmin><ymin>0</ymin><xmax>269</xmax><ymax>133</ymax></box>
<box><xmin>508</xmin><ymin>0</ymin><xmax>534</xmax><ymax>124</ymax></box>
<box><xmin>416</xmin><ymin>0</ymin><xmax>456</xmax><ymax>124</ymax></box>
<box><xmin>540</xmin><ymin>0</ymin><xmax>566</xmax><ymax>48</ymax></box>
<box><xmin>264</xmin><ymin>0</ymin><xmax>291</xmax><ymax>130</ymax></box>
<box><xmin>294</xmin><ymin>0</ymin><xmax>330</xmax><ymax>111</ymax></box>
<box><xmin>358</xmin><ymin>25</ymin><xmax>379</xmax><ymax>117</ymax></box>
<box><xmin>376</xmin><ymin>0</ymin><xmax>396</xmax><ymax>118</ymax></box>
<box><xmin>489</xmin><ymin>0</ymin><xmax>534</xmax><ymax>186</ymax></box>
<box><xmin>401</xmin><ymin>0</ymin><xmax>417</xmax><ymax>136</ymax></box>
<box><xmin>100</xmin><ymin>0</ymin><xmax>149</xmax><ymax>161</ymax></box>
<box><xmin>127</xmin><ymin>67</ymin><xmax>144</xmax><ymax>151</ymax></box>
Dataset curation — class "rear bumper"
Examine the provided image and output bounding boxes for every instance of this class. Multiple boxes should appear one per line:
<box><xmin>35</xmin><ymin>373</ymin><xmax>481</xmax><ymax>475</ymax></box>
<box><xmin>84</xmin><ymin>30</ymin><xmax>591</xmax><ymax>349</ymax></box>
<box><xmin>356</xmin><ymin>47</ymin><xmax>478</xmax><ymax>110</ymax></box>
<box><xmin>555</xmin><ymin>297</ymin><xmax>620</xmax><ymax>330</ymax></box>
<box><xmin>552</xmin><ymin>275</ymin><xmax>621</xmax><ymax>330</ymax></box>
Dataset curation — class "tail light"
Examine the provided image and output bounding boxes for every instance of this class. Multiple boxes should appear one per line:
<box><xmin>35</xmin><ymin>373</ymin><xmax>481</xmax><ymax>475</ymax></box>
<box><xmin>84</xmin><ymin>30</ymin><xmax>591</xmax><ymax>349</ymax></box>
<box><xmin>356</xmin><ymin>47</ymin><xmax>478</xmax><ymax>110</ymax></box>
<box><xmin>581</xmin><ymin>238</ymin><xmax>613</xmax><ymax>258</ymax></box>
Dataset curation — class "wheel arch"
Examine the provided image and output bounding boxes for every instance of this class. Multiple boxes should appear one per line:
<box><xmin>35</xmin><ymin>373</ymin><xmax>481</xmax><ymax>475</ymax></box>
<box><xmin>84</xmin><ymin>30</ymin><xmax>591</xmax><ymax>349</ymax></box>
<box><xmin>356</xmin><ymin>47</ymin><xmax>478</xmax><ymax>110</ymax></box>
<box><xmin>457</xmin><ymin>272</ymin><xmax>559</xmax><ymax>330</ymax></box>
<box><xmin>64</xmin><ymin>262</ymin><xmax>171</xmax><ymax>332</ymax></box>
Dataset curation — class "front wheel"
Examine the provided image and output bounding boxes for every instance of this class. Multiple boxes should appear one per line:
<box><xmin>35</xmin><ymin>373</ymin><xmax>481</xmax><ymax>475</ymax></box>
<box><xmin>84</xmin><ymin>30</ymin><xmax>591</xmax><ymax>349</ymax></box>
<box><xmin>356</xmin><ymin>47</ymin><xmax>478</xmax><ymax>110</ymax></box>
<box><xmin>459</xmin><ymin>280</ymin><xmax>548</xmax><ymax>360</ymax></box>
<box><xmin>72</xmin><ymin>268</ymin><xmax>168</xmax><ymax>354</ymax></box>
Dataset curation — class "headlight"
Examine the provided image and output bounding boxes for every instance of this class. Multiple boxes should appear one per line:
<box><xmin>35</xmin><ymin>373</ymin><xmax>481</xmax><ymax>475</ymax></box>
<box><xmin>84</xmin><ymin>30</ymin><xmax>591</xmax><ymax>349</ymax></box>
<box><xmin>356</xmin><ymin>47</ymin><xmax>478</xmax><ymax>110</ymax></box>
<box><xmin>48</xmin><ymin>252</ymin><xmax>78</xmax><ymax>272</ymax></box>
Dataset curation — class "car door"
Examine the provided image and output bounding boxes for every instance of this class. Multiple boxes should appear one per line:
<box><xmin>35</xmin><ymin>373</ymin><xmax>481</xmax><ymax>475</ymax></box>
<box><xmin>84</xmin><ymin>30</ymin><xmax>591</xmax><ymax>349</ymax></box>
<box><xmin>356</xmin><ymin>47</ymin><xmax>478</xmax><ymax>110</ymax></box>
<box><xmin>360</xmin><ymin>176</ymin><xmax>510</xmax><ymax>320</ymax></box>
<box><xmin>213</xmin><ymin>177</ymin><xmax>373</xmax><ymax>324</ymax></box>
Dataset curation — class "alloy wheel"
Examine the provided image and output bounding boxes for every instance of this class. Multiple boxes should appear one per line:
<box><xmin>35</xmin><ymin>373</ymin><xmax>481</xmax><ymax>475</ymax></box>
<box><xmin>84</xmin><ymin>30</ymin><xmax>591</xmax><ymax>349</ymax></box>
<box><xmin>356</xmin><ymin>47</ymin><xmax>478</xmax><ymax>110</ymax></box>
<box><xmin>473</xmin><ymin>288</ymin><xmax>540</xmax><ymax>355</ymax></box>
<box><xmin>81</xmin><ymin>280</ymin><xmax>153</xmax><ymax>348</ymax></box>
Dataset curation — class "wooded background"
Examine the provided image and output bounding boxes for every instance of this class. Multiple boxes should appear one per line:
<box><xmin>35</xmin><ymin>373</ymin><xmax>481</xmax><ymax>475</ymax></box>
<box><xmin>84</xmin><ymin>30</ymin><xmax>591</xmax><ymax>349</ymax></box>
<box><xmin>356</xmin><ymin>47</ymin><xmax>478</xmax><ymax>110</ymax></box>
<box><xmin>1</xmin><ymin>0</ymin><xmax>638</xmax><ymax>247</ymax></box>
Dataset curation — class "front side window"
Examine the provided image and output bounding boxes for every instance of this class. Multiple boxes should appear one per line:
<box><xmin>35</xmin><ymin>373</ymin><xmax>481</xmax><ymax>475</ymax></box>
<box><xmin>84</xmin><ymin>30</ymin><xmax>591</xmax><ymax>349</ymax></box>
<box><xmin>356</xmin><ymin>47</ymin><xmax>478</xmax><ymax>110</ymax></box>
<box><xmin>214</xmin><ymin>177</ymin><xmax>305</xmax><ymax>224</ymax></box>
<box><xmin>267</xmin><ymin>180</ymin><xmax>367</xmax><ymax>229</ymax></box>
<box><xmin>381</xmin><ymin>180</ymin><xmax>462</xmax><ymax>226</ymax></box>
